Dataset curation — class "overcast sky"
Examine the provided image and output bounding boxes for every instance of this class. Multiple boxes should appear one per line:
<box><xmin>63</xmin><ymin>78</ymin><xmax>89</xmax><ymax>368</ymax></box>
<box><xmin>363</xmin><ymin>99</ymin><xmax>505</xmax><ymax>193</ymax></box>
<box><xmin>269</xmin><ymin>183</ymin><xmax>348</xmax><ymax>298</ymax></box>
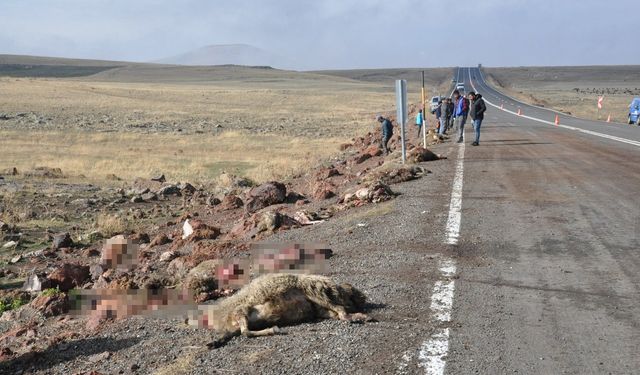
<box><xmin>0</xmin><ymin>0</ymin><xmax>636</xmax><ymax>70</ymax></box>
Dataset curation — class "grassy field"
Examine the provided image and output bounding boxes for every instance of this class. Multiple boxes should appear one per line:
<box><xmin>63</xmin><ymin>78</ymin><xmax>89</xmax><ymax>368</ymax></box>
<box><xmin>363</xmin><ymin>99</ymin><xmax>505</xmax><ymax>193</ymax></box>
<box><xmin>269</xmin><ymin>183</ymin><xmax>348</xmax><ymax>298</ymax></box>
<box><xmin>0</xmin><ymin>130</ymin><xmax>344</xmax><ymax>183</ymax></box>
<box><xmin>0</xmin><ymin>56</ymin><xmax>451</xmax><ymax>183</ymax></box>
<box><xmin>485</xmin><ymin>66</ymin><xmax>640</xmax><ymax>123</ymax></box>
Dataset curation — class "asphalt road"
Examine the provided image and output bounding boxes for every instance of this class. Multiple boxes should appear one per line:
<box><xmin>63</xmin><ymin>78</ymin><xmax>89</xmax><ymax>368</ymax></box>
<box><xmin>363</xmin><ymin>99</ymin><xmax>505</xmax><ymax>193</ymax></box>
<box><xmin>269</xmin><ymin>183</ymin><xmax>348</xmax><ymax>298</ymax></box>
<box><xmin>444</xmin><ymin>68</ymin><xmax>640</xmax><ymax>374</ymax></box>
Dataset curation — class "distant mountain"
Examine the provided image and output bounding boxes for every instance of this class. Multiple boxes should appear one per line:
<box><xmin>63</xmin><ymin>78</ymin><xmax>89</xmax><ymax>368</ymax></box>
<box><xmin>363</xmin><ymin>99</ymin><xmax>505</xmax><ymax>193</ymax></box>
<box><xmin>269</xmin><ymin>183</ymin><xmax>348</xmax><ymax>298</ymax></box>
<box><xmin>154</xmin><ymin>44</ymin><xmax>289</xmax><ymax>68</ymax></box>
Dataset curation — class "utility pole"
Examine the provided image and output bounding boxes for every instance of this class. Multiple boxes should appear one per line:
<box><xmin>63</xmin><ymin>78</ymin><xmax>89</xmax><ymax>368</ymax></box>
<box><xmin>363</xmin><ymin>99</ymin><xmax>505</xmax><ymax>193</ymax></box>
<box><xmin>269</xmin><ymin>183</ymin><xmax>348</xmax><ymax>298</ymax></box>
<box><xmin>396</xmin><ymin>79</ymin><xmax>407</xmax><ymax>164</ymax></box>
<box><xmin>422</xmin><ymin>71</ymin><xmax>427</xmax><ymax>148</ymax></box>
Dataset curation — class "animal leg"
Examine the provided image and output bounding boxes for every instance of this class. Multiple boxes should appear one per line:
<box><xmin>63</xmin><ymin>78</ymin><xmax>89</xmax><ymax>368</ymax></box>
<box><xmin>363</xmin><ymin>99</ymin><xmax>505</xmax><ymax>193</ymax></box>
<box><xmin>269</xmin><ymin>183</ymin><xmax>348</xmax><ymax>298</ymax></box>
<box><xmin>306</xmin><ymin>296</ymin><xmax>373</xmax><ymax>323</ymax></box>
<box><xmin>236</xmin><ymin>314</ymin><xmax>283</xmax><ymax>338</ymax></box>
<box><xmin>305</xmin><ymin>296</ymin><xmax>352</xmax><ymax>321</ymax></box>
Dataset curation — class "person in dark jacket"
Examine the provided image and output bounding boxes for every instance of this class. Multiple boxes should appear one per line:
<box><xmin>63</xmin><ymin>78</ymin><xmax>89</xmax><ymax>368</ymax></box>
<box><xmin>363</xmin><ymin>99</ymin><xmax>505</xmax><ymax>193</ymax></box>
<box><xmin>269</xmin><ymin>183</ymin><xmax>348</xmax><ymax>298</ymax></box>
<box><xmin>446</xmin><ymin>98</ymin><xmax>454</xmax><ymax>131</ymax></box>
<box><xmin>439</xmin><ymin>100</ymin><xmax>451</xmax><ymax>135</ymax></box>
<box><xmin>434</xmin><ymin>101</ymin><xmax>443</xmax><ymax>134</ymax></box>
<box><xmin>468</xmin><ymin>92</ymin><xmax>487</xmax><ymax>146</ymax></box>
<box><xmin>377</xmin><ymin>115</ymin><xmax>393</xmax><ymax>155</ymax></box>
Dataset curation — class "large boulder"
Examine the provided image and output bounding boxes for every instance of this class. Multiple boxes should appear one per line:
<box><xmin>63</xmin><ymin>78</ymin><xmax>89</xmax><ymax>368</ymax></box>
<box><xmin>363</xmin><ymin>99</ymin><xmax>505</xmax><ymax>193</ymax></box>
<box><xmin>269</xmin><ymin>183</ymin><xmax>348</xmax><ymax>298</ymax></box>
<box><xmin>244</xmin><ymin>181</ymin><xmax>287</xmax><ymax>213</ymax></box>
<box><xmin>47</xmin><ymin>264</ymin><xmax>90</xmax><ymax>292</ymax></box>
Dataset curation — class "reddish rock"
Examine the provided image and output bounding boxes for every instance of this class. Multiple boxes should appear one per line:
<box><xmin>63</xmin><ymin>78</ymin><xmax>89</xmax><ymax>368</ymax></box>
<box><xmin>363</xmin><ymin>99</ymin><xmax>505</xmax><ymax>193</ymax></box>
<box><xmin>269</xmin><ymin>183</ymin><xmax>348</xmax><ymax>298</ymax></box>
<box><xmin>30</xmin><ymin>293</ymin><xmax>69</xmax><ymax>317</ymax></box>
<box><xmin>352</xmin><ymin>153</ymin><xmax>371</xmax><ymax>165</ymax></box>
<box><xmin>130</xmin><ymin>232</ymin><xmax>150</xmax><ymax>244</ymax></box>
<box><xmin>339</xmin><ymin>143</ymin><xmax>352</xmax><ymax>151</ymax></box>
<box><xmin>244</xmin><ymin>181</ymin><xmax>287</xmax><ymax>213</ymax></box>
<box><xmin>187</xmin><ymin>228</ymin><xmax>221</xmax><ymax>242</ymax></box>
<box><xmin>47</xmin><ymin>264</ymin><xmax>90</xmax><ymax>292</ymax></box>
<box><xmin>312</xmin><ymin>181</ymin><xmax>336</xmax><ymax>200</ymax></box>
<box><xmin>364</xmin><ymin>145</ymin><xmax>383</xmax><ymax>157</ymax></box>
<box><xmin>314</xmin><ymin>167</ymin><xmax>340</xmax><ymax>181</ymax></box>
<box><xmin>149</xmin><ymin>233</ymin><xmax>171</xmax><ymax>247</ymax></box>
<box><xmin>218</xmin><ymin>194</ymin><xmax>244</xmax><ymax>211</ymax></box>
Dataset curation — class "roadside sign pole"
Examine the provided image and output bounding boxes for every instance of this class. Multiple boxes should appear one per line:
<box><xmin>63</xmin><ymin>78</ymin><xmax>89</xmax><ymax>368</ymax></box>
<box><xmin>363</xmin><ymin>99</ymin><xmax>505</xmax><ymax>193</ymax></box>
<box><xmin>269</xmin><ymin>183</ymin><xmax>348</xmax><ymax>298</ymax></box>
<box><xmin>422</xmin><ymin>71</ymin><xmax>427</xmax><ymax>148</ymax></box>
<box><xmin>396</xmin><ymin>79</ymin><xmax>407</xmax><ymax>164</ymax></box>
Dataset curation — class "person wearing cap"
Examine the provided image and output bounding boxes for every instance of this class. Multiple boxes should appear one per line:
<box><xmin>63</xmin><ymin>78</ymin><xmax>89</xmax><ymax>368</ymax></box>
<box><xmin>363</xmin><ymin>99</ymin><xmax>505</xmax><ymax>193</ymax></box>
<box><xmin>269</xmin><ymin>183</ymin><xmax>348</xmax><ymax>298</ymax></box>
<box><xmin>377</xmin><ymin>115</ymin><xmax>393</xmax><ymax>155</ymax></box>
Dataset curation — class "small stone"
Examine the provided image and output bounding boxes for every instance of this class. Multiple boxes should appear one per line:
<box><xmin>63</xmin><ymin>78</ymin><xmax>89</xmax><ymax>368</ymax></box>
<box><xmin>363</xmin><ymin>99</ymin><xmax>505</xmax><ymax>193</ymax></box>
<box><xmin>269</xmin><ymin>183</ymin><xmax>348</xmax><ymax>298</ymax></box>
<box><xmin>160</xmin><ymin>250</ymin><xmax>178</xmax><ymax>262</ymax></box>
<box><xmin>88</xmin><ymin>351</ymin><xmax>111</xmax><ymax>363</ymax></box>
<box><xmin>3</xmin><ymin>240</ymin><xmax>18</xmax><ymax>248</ymax></box>
<box><xmin>52</xmin><ymin>233</ymin><xmax>73</xmax><ymax>250</ymax></box>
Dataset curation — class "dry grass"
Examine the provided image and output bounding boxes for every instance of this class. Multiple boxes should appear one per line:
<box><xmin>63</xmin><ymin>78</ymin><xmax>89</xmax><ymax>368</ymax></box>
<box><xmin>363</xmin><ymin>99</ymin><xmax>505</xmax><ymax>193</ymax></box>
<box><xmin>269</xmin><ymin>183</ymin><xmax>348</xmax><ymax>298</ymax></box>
<box><xmin>0</xmin><ymin>129</ymin><xmax>345</xmax><ymax>183</ymax></box>
<box><xmin>95</xmin><ymin>213</ymin><xmax>130</xmax><ymax>237</ymax></box>
<box><xmin>0</xmin><ymin>65</ymin><xmax>450</xmax><ymax>183</ymax></box>
<box><xmin>485</xmin><ymin>66</ymin><xmax>640</xmax><ymax>123</ymax></box>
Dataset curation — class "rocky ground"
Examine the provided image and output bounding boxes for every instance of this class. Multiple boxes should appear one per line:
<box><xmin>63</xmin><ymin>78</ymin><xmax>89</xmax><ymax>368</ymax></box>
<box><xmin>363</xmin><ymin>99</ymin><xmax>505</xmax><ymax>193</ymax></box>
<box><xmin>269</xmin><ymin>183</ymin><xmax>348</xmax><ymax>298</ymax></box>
<box><xmin>0</xmin><ymin>120</ymin><xmax>450</xmax><ymax>374</ymax></box>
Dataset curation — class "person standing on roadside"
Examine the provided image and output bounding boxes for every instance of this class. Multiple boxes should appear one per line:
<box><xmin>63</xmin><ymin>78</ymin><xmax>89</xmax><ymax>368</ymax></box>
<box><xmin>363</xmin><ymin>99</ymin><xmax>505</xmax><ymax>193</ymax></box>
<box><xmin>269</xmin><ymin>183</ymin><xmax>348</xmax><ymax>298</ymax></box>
<box><xmin>439</xmin><ymin>99</ymin><xmax>451</xmax><ymax>136</ymax></box>
<box><xmin>446</xmin><ymin>98</ymin><xmax>454</xmax><ymax>132</ymax></box>
<box><xmin>377</xmin><ymin>115</ymin><xmax>394</xmax><ymax>155</ymax></box>
<box><xmin>468</xmin><ymin>91</ymin><xmax>487</xmax><ymax>146</ymax></box>
<box><xmin>452</xmin><ymin>89</ymin><xmax>469</xmax><ymax>143</ymax></box>
<box><xmin>415</xmin><ymin>109</ymin><xmax>424</xmax><ymax>138</ymax></box>
<box><xmin>434</xmin><ymin>100</ymin><xmax>442</xmax><ymax>133</ymax></box>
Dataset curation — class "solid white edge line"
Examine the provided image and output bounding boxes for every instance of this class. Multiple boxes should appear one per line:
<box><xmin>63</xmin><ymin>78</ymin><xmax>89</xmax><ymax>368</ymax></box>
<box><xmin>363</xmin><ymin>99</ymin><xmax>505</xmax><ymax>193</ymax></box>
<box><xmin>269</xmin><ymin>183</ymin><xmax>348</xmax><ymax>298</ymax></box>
<box><xmin>468</xmin><ymin>68</ymin><xmax>640</xmax><ymax>148</ymax></box>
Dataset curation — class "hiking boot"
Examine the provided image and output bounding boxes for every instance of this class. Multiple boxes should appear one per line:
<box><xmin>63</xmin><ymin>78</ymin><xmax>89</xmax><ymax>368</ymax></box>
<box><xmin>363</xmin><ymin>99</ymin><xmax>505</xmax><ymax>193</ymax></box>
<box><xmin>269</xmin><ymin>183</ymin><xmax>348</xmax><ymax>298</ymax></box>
<box><xmin>472</xmin><ymin>142</ymin><xmax>479</xmax><ymax>146</ymax></box>
<box><xmin>456</xmin><ymin>138</ymin><xmax>463</xmax><ymax>143</ymax></box>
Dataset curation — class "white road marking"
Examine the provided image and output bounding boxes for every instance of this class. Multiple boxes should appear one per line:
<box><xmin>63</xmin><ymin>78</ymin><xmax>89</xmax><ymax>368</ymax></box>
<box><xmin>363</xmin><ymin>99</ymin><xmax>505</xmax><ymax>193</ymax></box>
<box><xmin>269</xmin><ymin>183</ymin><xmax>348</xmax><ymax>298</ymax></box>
<box><xmin>419</xmin><ymin>258</ymin><xmax>458</xmax><ymax>374</ymax></box>
<box><xmin>468</xmin><ymin>68</ymin><xmax>640</xmax><ymax>148</ymax></box>
<box><xmin>445</xmin><ymin>143</ymin><xmax>466</xmax><ymax>245</ymax></box>
<box><xmin>414</xmin><ymin>144</ymin><xmax>465</xmax><ymax>375</ymax></box>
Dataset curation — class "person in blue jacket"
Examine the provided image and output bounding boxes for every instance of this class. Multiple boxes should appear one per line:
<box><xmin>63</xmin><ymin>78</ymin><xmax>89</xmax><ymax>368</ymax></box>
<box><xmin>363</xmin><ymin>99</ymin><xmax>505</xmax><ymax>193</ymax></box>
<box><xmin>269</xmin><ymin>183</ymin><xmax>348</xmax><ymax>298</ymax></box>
<box><xmin>377</xmin><ymin>115</ymin><xmax>393</xmax><ymax>155</ymax></box>
<box><xmin>452</xmin><ymin>90</ymin><xmax>470</xmax><ymax>143</ymax></box>
<box><xmin>415</xmin><ymin>109</ymin><xmax>424</xmax><ymax>137</ymax></box>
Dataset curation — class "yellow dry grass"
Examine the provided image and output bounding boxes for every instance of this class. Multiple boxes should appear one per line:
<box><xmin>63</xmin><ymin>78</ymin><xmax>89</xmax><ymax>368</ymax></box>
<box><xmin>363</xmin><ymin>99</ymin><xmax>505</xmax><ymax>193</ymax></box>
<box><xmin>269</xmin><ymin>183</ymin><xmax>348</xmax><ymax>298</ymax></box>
<box><xmin>0</xmin><ymin>66</ymin><xmax>449</xmax><ymax>183</ymax></box>
<box><xmin>484</xmin><ymin>67</ymin><xmax>640</xmax><ymax>124</ymax></box>
<box><xmin>0</xmin><ymin>129</ymin><xmax>344</xmax><ymax>183</ymax></box>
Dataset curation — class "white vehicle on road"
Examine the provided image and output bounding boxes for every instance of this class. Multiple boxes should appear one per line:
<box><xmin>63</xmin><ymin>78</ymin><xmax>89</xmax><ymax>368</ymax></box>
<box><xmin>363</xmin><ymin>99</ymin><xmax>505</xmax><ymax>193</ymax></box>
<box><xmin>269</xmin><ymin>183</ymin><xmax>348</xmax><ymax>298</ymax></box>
<box><xmin>430</xmin><ymin>96</ymin><xmax>443</xmax><ymax>113</ymax></box>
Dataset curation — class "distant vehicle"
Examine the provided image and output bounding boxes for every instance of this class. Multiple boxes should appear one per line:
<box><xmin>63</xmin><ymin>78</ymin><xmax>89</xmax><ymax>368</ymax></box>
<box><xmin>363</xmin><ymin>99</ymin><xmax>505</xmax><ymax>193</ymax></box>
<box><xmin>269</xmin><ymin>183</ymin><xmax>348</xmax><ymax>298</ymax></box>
<box><xmin>456</xmin><ymin>82</ymin><xmax>465</xmax><ymax>91</ymax></box>
<box><xmin>629</xmin><ymin>98</ymin><xmax>640</xmax><ymax>125</ymax></box>
<box><xmin>430</xmin><ymin>96</ymin><xmax>443</xmax><ymax>113</ymax></box>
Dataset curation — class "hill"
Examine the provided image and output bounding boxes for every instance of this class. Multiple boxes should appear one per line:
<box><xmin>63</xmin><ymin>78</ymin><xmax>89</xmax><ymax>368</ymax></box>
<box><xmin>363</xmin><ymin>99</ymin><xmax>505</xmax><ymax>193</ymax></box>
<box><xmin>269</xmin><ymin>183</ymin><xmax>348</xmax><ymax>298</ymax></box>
<box><xmin>154</xmin><ymin>44</ymin><xmax>288</xmax><ymax>68</ymax></box>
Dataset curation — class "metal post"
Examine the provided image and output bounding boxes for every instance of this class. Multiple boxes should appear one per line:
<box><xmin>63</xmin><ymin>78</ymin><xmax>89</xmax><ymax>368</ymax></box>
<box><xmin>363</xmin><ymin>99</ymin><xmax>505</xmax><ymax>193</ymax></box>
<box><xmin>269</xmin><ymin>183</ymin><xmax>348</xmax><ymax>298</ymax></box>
<box><xmin>421</xmin><ymin>71</ymin><xmax>427</xmax><ymax>149</ymax></box>
<box><xmin>396</xmin><ymin>79</ymin><xmax>407</xmax><ymax>164</ymax></box>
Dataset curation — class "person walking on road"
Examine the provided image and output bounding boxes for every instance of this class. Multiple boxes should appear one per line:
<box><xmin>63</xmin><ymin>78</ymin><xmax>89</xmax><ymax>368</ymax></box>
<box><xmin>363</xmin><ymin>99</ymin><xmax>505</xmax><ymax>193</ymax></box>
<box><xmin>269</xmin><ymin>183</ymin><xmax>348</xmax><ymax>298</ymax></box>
<box><xmin>415</xmin><ymin>109</ymin><xmax>424</xmax><ymax>138</ymax></box>
<box><xmin>377</xmin><ymin>115</ymin><xmax>393</xmax><ymax>155</ymax></box>
<box><xmin>452</xmin><ymin>89</ymin><xmax>469</xmax><ymax>143</ymax></box>
<box><xmin>468</xmin><ymin>91</ymin><xmax>487</xmax><ymax>146</ymax></box>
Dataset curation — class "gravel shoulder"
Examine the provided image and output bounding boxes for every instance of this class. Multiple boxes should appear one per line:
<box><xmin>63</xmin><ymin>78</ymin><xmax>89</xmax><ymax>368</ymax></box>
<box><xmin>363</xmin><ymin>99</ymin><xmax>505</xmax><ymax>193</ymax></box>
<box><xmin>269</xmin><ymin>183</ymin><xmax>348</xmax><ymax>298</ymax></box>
<box><xmin>1</xmin><ymin>138</ymin><xmax>462</xmax><ymax>374</ymax></box>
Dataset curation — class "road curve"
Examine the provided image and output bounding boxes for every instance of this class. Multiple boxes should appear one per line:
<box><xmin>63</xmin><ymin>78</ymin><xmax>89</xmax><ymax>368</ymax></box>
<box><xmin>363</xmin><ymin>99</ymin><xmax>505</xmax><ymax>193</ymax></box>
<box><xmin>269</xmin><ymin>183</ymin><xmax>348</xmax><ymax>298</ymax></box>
<box><xmin>445</xmin><ymin>68</ymin><xmax>640</xmax><ymax>374</ymax></box>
